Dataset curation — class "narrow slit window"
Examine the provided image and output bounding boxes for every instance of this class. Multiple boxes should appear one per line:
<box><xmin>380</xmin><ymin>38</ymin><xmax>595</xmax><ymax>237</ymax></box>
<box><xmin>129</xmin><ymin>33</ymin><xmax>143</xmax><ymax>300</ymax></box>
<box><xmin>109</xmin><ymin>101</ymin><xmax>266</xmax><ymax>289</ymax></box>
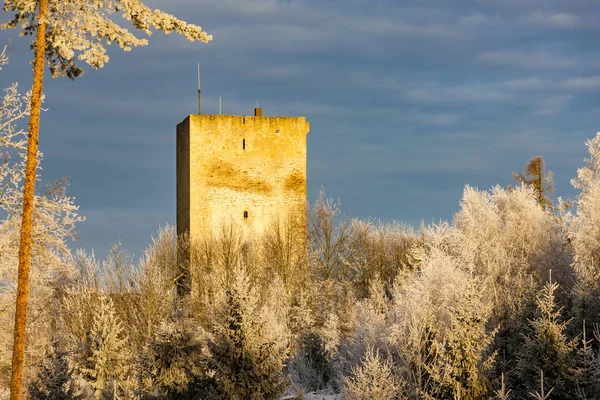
<box><xmin>243</xmin><ymin>211</ymin><xmax>248</xmax><ymax>219</ymax></box>
<box><xmin>243</xmin><ymin>139</ymin><xmax>246</xmax><ymax>150</ymax></box>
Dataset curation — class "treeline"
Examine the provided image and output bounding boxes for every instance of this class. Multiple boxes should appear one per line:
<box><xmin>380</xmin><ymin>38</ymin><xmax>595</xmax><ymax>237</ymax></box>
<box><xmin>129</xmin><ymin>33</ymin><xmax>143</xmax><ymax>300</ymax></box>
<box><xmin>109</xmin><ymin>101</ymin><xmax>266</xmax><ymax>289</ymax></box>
<box><xmin>3</xmin><ymin>134</ymin><xmax>600</xmax><ymax>399</ymax></box>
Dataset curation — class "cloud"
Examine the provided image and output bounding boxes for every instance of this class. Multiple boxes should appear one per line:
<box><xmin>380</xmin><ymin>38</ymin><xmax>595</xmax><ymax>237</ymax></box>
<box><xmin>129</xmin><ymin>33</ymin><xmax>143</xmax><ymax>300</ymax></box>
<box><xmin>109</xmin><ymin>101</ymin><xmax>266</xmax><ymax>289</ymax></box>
<box><xmin>405</xmin><ymin>85</ymin><xmax>512</xmax><ymax>105</ymax></box>
<box><xmin>477</xmin><ymin>49</ymin><xmax>575</xmax><ymax>69</ymax></box>
<box><xmin>562</xmin><ymin>76</ymin><xmax>600</xmax><ymax>90</ymax></box>
<box><xmin>533</xmin><ymin>94</ymin><xmax>572</xmax><ymax>116</ymax></box>
<box><xmin>458</xmin><ymin>12</ymin><xmax>491</xmax><ymax>27</ymax></box>
<box><xmin>458</xmin><ymin>12</ymin><xmax>503</xmax><ymax>27</ymax></box>
<box><xmin>520</xmin><ymin>11</ymin><xmax>581</xmax><ymax>28</ymax></box>
<box><xmin>501</xmin><ymin>76</ymin><xmax>600</xmax><ymax>91</ymax></box>
<box><xmin>504</xmin><ymin>77</ymin><xmax>546</xmax><ymax>89</ymax></box>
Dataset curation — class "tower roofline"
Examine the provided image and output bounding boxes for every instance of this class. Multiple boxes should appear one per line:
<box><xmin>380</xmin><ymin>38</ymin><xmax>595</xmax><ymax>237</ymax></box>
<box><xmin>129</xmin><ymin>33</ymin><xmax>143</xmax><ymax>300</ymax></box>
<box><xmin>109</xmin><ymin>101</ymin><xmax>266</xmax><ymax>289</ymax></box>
<box><xmin>179</xmin><ymin>113</ymin><xmax>309</xmax><ymax>127</ymax></box>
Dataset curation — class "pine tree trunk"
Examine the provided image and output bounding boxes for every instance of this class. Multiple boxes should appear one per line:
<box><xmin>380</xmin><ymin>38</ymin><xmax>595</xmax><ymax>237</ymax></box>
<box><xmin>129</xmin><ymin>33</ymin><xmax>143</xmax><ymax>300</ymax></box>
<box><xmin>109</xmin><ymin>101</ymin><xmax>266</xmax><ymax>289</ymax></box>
<box><xmin>10</xmin><ymin>0</ymin><xmax>48</xmax><ymax>398</ymax></box>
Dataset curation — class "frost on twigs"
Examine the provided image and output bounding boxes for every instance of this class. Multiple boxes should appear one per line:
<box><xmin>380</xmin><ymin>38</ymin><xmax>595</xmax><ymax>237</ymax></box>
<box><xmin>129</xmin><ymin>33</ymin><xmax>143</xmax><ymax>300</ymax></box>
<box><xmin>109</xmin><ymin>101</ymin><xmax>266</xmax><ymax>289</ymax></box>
<box><xmin>2</xmin><ymin>0</ymin><xmax>213</xmax><ymax>79</ymax></box>
<box><xmin>344</xmin><ymin>347</ymin><xmax>400</xmax><ymax>400</ymax></box>
<box><xmin>0</xmin><ymin>50</ymin><xmax>83</xmax><ymax>382</ymax></box>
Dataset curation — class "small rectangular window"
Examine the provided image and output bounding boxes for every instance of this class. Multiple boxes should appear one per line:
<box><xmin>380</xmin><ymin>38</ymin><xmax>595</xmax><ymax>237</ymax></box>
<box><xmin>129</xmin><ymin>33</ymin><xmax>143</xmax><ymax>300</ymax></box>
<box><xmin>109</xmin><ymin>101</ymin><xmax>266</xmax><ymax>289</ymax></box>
<box><xmin>243</xmin><ymin>211</ymin><xmax>248</xmax><ymax>219</ymax></box>
<box><xmin>243</xmin><ymin>139</ymin><xmax>246</xmax><ymax>150</ymax></box>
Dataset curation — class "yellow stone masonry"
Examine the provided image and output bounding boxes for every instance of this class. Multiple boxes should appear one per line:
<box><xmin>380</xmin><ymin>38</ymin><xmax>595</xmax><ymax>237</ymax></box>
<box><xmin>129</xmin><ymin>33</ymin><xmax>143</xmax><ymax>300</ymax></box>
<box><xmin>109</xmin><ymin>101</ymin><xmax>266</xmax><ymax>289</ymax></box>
<box><xmin>177</xmin><ymin>112</ymin><xmax>310</xmax><ymax>245</ymax></box>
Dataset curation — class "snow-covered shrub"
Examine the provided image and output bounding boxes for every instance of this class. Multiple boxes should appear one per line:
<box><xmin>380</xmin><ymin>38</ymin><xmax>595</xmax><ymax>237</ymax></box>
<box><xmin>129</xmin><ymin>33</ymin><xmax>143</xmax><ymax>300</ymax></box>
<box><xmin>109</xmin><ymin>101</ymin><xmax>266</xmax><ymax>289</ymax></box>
<box><xmin>60</xmin><ymin>286</ymin><xmax>101</xmax><ymax>356</ymax></box>
<box><xmin>188</xmin><ymin>223</ymin><xmax>259</xmax><ymax>324</ymax></box>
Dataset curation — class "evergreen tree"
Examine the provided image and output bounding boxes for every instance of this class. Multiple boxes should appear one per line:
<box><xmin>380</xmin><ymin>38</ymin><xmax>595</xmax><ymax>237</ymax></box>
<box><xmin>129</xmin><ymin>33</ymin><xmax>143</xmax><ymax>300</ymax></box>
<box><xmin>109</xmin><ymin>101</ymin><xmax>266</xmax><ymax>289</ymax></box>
<box><xmin>139</xmin><ymin>320</ymin><xmax>219</xmax><ymax>399</ymax></box>
<box><xmin>81</xmin><ymin>296</ymin><xmax>129</xmax><ymax>400</ymax></box>
<box><xmin>28</xmin><ymin>341</ymin><xmax>84</xmax><ymax>400</ymax></box>
<box><xmin>572</xmin><ymin>321</ymin><xmax>600</xmax><ymax>400</ymax></box>
<box><xmin>515</xmin><ymin>276</ymin><xmax>576</xmax><ymax>399</ymax></box>
<box><xmin>209</xmin><ymin>268</ymin><xmax>289</xmax><ymax>399</ymax></box>
<box><xmin>289</xmin><ymin>332</ymin><xmax>332</xmax><ymax>392</ymax></box>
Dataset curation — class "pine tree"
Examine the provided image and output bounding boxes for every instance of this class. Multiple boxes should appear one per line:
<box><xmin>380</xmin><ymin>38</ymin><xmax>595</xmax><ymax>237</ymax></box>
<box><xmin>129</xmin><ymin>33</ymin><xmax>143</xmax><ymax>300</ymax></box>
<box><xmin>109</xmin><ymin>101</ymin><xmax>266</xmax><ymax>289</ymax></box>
<box><xmin>289</xmin><ymin>332</ymin><xmax>332</xmax><ymax>392</ymax></box>
<box><xmin>572</xmin><ymin>321</ymin><xmax>600</xmax><ymax>400</ymax></box>
<box><xmin>139</xmin><ymin>320</ymin><xmax>219</xmax><ymax>399</ymax></box>
<box><xmin>515</xmin><ymin>275</ymin><xmax>576</xmax><ymax>399</ymax></box>
<box><xmin>209</xmin><ymin>268</ymin><xmax>289</xmax><ymax>399</ymax></box>
<box><xmin>80</xmin><ymin>296</ymin><xmax>128</xmax><ymax>400</ymax></box>
<box><xmin>27</xmin><ymin>341</ymin><xmax>84</xmax><ymax>400</ymax></box>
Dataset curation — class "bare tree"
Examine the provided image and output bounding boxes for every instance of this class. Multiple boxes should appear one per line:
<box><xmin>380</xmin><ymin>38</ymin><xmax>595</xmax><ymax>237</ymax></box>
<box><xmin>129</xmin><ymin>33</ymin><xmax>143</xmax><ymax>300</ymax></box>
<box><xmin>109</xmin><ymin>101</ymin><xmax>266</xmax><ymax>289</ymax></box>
<box><xmin>308</xmin><ymin>189</ymin><xmax>351</xmax><ymax>281</ymax></box>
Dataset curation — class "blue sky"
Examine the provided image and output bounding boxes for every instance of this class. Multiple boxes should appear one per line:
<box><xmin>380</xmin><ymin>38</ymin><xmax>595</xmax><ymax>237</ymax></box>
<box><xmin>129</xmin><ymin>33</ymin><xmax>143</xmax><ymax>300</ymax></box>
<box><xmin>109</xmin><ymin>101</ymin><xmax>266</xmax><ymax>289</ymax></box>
<box><xmin>1</xmin><ymin>0</ymin><xmax>599</xmax><ymax>260</ymax></box>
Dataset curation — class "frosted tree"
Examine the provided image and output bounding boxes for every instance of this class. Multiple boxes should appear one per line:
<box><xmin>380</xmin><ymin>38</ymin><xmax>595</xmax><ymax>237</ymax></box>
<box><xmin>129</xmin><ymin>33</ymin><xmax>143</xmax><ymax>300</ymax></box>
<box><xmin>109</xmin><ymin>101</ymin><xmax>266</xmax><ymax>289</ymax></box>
<box><xmin>344</xmin><ymin>347</ymin><xmax>400</xmax><ymax>400</ymax></box>
<box><xmin>342</xmin><ymin>219</ymin><xmax>420</xmax><ymax>298</ymax></box>
<box><xmin>570</xmin><ymin>133</ymin><xmax>600</xmax><ymax>332</ymax></box>
<box><xmin>289</xmin><ymin>331</ymin><xmax>333</xmax><ymax>392</ymax></box>
<box><xmin>424</xmin><ymin>276</ymin><xmax>496</xmax><ymax>400</ymax></box>
<box><xmin>515</xmin><ymin>275</ymin><xmax>576</xmax><ymax>399</ymax></box>
<box><xmin>128</xmin><ymin>225</ymin><xmax>178</xmax><ymax>349</ymax></box>
<box><xmin>571</xmin><ymin>132</ymin><xmax>600</xmax><ymax>279</ymax></box>
<box><xmin>80</xmin><ymin>296</ymin><xmax>129</xmax><ymax>400</ymax></box>
<box><xmin>27</xmin><ymin>341</ymin><xmax>84</xmax><ymax>400</ymax></box>
<box><xmin>334</xmin><ymin>273</ymin><xmax>390</xmax><ymax>390</ymax></box>
<box><xmin>512</xmin><ymin>156</ymin><xmax>554</xmax><ymax>210</ymax></box>
<box><xmin>262</xmin><ymin>214</ymin><xmax>308</xmax><ymax>291</ymax></box>
<box><xmin>572</xmin><ymin>321</ymin><xmax>600</xmax><ymax>399</ymax></box>
<box><xmin>390</xmin><ymin>243</ymin><xmax>469</xmax><ymax>397</ymax></box>
<box><xmin>2</xmin><ymin>1</ymin><xmax>211</xmax><ymax>396</ymax></box>
<box><xmin>0</xmin><ymin>46</ymin><xmax>82</xmax><ymax>392</ymax></box>
<box><xmin>102</xmin><ymin>241</ymin><xmax>134</xmax><ymax>294</ymax></box>
<box><xmin>308</xmin><ymin>189</ymin><xmax>351</xmax><ymax>281</ymax></box>
<box><xmin>209</xmin><ymin>268</ymin><xmax>289</xmax><ymax>399</ymax></box>
<box><xmin>452</xmin><ymin>183</ymin><xmax>570</xmax><ymax>382</ymax></box>
<box><xmin>139</xmin><ymin>320</ymin><xmax>219</xmax><ymax>399</ymax></box>
<box><xmin>453</xmin><ymin>184</ymin><xmax>567</xmax><ymax>314</ymax></box>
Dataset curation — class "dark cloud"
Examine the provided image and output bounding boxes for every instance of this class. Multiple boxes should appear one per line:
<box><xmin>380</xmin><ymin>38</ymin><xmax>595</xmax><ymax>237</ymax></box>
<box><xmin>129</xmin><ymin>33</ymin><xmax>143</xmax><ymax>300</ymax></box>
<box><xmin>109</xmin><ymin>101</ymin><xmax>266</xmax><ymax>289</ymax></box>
<box><xmin>0</xmin><ymin>0</ymin><xmax>598</xmax><ymax>259</ymax></box>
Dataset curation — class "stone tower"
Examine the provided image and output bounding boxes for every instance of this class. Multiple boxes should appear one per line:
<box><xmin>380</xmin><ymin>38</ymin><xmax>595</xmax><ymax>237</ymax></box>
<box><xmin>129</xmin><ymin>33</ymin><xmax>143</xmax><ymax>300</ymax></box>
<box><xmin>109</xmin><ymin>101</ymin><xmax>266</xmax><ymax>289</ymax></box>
<box><xmin>176</xmin><ymin>108</ymin><xmax>310</xmax><ymax>291</ymax></box>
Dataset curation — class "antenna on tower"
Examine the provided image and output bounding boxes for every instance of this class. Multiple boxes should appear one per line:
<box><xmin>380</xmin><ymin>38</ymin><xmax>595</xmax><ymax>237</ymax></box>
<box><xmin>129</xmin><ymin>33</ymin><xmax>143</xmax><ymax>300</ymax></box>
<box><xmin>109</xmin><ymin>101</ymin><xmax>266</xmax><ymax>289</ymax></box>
<box><xmin>197</xmin><ymin>63</ymin><xmax>201</xmax><ymax>114</ymax></box>
<box><xmin>219</xmin><ymin>96</ymin><xmax>222</xmax><ymax>115</ymax></box>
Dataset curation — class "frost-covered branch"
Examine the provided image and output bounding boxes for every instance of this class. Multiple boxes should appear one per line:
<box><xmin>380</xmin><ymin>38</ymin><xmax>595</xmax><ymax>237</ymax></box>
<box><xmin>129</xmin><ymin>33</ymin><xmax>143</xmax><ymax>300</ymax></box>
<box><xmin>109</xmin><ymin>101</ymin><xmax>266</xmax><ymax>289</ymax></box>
<box><xmin>3</xmin><ymin>0</ymin><xmax>212</xmax><ymax>78</ymax></box>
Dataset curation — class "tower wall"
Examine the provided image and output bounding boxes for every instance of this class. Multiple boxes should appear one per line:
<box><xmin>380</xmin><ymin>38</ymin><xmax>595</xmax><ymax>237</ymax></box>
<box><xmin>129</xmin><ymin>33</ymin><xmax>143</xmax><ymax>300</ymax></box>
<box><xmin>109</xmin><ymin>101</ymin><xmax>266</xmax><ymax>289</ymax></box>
<box><xmin>177</xmin><ymin>114</ymin><xmax>309</xmax><ymax>245</ymax></box>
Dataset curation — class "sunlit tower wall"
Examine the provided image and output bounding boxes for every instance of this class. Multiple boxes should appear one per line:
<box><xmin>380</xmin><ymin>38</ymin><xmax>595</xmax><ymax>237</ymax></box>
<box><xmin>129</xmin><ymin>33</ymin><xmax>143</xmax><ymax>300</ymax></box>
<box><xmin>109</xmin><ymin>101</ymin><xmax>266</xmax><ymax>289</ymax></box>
<box><xmin>176</xmin><ymin>109</ymin><xmax>310</xmax><ymax>293</ymax></box>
